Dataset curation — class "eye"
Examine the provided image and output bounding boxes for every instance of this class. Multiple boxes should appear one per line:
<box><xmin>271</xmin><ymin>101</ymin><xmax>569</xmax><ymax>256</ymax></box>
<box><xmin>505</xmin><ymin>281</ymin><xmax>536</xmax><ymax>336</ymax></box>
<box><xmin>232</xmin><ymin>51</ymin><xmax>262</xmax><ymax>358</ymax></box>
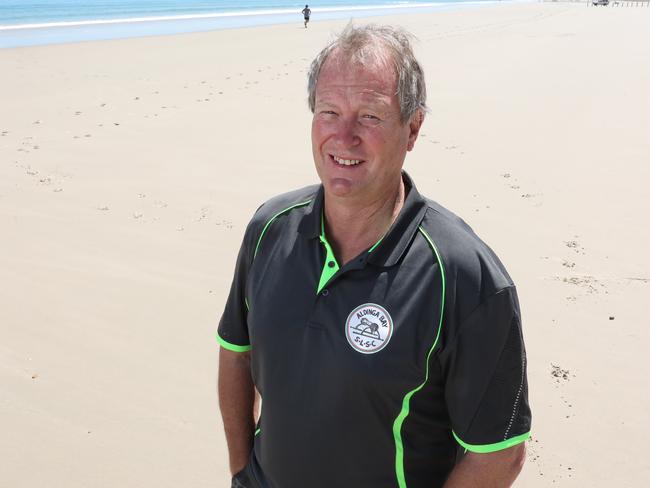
<box><xmin>360</xmin><ymin>114</ymin><xmax>382</xmax><ymax>126</ymax></box>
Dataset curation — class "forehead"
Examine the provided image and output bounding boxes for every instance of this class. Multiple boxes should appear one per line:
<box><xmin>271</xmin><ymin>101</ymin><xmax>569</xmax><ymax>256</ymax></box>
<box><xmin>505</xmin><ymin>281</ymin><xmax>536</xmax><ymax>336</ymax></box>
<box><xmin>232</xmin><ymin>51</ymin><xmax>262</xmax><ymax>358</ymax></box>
<box><xmin>315</xmin><ymin>49</ymin><xmax>398</xmax><ymax>102</ymax></box>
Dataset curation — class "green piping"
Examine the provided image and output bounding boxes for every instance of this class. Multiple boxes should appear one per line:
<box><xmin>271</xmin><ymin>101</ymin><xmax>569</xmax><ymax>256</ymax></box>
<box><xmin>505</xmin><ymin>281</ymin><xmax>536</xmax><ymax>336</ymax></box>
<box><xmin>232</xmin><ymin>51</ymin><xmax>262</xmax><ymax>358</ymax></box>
<box><xmin>253</xmin><ymin>200</ymin><xmax>312</xmax><ymax>259</ymax></box>
<box><xmin>453</xmin><ymin>431</ymin><xmax>530</xmax><ymax>453</ymax></box>
<box><xmin>316</xmin><ymin>211</ymin><xmax>385</xmax><ymax>293</ymax></box>
<box><xmin>249</xmin><ymin>199</ymin><xmax>312</xmax><ymax>311</ymax></box>
<box><xmin>368</xmin><ymin>236</ymin><xmax>384</xmax><ymax>253</ymax></box>
<box><xmin>216</xmin><ymin>333</ymin><xmax>252</xmax><ymax>353</ymax></box>
<box><xmin>392</xmin><ymin>226</ymin><xmax>446</xmax><ymax>488</ymax></box>
<box><xmin>254</xmin><ymin>428</ymin><xmax>261</xmax><ymax>437</ymax></box>
<box><xmin>317</xmin><ymin>212</ymin><xmax>340</xmax><ymax>294</ymax></box>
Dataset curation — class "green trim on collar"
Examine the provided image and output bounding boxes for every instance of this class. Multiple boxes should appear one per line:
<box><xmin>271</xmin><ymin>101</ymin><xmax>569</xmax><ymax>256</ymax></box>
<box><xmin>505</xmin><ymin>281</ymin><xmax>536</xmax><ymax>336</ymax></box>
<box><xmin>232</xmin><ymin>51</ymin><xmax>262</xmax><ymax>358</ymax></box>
<box><xmin>367</xmin><ymin>236</ymin><xmax>384</xmax><ymax>253</ymax></box>
<box><xmin>316</xmin><ymin>211</ymin><xmax>387</xmax><ymax>294</ymax></box>
<box><xmin>317</xmin><ymin>212</ymin><xmax>340</xmax><ymax>294</ymax></box>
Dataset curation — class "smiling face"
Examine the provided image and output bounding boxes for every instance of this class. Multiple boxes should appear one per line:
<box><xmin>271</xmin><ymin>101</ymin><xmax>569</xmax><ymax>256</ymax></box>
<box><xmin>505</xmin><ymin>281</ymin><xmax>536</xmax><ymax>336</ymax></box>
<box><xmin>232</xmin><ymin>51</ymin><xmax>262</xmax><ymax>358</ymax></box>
<box><xmin>311</xmin><ymin>49</ymin><xmax>422</xmax><ymax>203</ymax></box>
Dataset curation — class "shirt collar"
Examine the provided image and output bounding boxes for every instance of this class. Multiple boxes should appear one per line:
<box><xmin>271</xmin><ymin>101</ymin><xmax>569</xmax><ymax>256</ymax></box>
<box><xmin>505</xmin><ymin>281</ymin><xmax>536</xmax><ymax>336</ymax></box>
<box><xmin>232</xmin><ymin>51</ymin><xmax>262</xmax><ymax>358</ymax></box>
<box><xmin>297</xmin><ymin>171</ymin><xmax>428</xmax><ymax>268</ymax></box>
<box><xmin>366</xmin><ymin>172</ymin><xmax>428</xmax><ymax>267</ymax></box>
<box><xmin>297</xmin><ymin>185</ymin><xmax>324</xmax><ymax>239</ymax></box>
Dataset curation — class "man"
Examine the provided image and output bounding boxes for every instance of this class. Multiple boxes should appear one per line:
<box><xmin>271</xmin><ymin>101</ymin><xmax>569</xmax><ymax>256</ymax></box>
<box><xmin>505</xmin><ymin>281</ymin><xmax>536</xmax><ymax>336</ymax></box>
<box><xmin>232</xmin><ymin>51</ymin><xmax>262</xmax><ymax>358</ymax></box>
<box><xmin>218</xmin><ymin>24</ymin><xmax>531</xmax><ymax>488</ymax></box>
<box><xmin>302</xmin><ymin>5</ymin><xmax>311</xmax><ymax>28</ymax></box>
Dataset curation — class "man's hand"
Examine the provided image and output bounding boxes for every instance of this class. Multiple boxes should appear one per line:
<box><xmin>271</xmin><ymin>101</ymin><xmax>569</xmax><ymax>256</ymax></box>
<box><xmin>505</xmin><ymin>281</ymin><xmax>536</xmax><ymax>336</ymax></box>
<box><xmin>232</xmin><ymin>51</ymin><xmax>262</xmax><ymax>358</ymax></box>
<box><xmin>218</xmin><ymin>348</ymin><xmax>256</xmax><ymax>475</ymax></box>
<box><xmin>443</xmin><ymin>443</ymin><xmax>526</xmax><ymax>487</ymax></box>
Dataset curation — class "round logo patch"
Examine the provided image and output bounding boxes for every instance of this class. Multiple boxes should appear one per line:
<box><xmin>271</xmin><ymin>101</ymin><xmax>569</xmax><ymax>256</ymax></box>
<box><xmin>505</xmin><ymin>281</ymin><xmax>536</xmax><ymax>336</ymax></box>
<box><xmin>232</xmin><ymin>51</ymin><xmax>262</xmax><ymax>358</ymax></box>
<box><xmin>345</xmin><ymin>303</ymin><xmax>393</xmax><ymax>354</ymax></box>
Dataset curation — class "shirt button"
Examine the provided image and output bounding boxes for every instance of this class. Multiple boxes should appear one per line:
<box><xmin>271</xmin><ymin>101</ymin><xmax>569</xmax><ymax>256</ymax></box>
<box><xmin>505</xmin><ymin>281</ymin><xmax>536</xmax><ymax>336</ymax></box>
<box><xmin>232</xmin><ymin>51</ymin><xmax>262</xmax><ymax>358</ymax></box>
<box><xmin>322</xmin><ymin>289</ymin><xmax>329</xmax><ymax>296</ymax></box>
<box><xmin>327</xmin><ymin>261</ymin><xmax>335</xmax><ymax>268</ymax></box>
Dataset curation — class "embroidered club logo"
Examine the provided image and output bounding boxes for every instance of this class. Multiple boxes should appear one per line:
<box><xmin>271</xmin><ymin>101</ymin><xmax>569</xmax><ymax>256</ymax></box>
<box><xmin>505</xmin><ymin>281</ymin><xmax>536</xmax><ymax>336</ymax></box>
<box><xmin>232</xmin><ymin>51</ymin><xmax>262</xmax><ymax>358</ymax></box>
<box><xmin>345</xmin><ymin>303</ymin><xmax>393</xmax><ymax>354</ymax></box>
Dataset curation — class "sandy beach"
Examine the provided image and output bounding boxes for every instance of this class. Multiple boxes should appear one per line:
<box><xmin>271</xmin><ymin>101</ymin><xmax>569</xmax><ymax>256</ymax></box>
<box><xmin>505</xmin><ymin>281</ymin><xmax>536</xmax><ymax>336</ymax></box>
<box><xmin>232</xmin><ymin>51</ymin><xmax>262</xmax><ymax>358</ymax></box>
<box><xmin>1</xmin><ymin>2</ymin><xmax>649</xmax><ymax>486</ymax></box>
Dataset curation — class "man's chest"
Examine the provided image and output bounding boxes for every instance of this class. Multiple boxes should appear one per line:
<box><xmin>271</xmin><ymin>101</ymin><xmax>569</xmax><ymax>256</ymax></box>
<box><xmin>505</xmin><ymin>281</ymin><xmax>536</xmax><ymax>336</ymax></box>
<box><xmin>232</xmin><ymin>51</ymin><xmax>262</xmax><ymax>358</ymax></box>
<box><xmin>244</xmin><ymin>238</ymin><xmax>444</xmax><ymax>399</ymax></box>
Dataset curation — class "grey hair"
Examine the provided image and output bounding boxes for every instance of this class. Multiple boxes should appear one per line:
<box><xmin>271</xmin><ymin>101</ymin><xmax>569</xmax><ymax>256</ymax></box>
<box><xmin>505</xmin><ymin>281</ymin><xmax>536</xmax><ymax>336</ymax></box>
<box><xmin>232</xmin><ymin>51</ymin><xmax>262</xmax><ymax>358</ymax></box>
<box><xmin>307</xmin><ymin>23</ymin><xmax>427</xmax><ymax>123</ymax></box>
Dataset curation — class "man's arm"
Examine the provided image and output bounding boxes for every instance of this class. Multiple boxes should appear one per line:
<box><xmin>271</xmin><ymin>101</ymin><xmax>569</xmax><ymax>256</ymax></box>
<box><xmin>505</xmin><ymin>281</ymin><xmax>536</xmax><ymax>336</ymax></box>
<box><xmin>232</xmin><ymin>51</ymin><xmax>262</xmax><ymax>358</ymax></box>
<box><xmin>218</xmin><ymin>348</ymin><xmax>256</xmax><ymax>475</ymax></box>
<box><xmin>443</xmin><ymin>443</ymin><xmax>526</xmax><ymax>487</ymax></box>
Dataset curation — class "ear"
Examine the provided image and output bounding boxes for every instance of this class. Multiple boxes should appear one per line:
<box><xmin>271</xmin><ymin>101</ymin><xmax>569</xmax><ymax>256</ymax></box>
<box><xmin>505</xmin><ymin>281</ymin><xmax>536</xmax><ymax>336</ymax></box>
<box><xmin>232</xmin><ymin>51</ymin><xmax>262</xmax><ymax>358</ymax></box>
<box><xmin>406</xmin><ymin>109</ymin><xmax>424</xmax><ymax>152</ymax></box>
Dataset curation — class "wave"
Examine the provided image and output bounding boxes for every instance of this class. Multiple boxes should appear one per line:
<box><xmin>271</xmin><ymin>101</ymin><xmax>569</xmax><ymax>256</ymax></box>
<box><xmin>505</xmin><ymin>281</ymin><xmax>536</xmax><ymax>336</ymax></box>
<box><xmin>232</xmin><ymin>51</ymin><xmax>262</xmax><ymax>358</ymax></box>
<box><xmin>0</xmin><ymin>2</ymin><xmax>484</xmax><ymax>31</ymax></box>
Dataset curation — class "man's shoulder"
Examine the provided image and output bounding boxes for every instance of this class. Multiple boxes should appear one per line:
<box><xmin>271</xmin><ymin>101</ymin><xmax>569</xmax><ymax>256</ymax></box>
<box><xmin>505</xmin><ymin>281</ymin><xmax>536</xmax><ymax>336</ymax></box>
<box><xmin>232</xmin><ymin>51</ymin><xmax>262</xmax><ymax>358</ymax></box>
<box><xmin>419</xmin><ymin>198</ymin><xmax>513</xmax><ymax>293</ymax></box>
<box><xmin>248</xmin><ymin>184</ymin><xmax>319</xmax><ymax>229</ymax></box>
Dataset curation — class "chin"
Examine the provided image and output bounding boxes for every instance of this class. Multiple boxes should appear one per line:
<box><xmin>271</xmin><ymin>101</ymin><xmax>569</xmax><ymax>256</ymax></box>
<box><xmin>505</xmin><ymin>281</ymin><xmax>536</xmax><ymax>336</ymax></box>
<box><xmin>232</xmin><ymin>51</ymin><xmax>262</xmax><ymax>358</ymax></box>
<box><xmin>324</xmin><ymin>177</ymin><xmax>363</xmax><ymax>198</ymax></box>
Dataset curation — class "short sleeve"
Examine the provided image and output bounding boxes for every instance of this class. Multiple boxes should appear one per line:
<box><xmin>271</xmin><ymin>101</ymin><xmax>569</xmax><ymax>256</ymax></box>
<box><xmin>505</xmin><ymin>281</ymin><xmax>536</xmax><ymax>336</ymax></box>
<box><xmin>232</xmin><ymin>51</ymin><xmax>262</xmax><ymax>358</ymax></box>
<box><xmin>217</xmin><ymin>223</ymin><xmax>256</xmax><ymax>352</ymax></box>
<box><xmin>440</xmin><ymin>286</ymin><xmax>531</xmax><ymax>453</ymax></box>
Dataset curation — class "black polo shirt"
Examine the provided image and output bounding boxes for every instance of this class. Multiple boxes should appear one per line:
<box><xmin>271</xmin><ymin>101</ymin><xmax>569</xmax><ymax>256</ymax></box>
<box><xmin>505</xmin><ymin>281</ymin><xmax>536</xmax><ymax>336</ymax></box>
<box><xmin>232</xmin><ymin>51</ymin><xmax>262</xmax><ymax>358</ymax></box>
<box><xmin>218</xmin><ymin>173</ymin><xmax>531</xmax><ymax>488</ymax></box>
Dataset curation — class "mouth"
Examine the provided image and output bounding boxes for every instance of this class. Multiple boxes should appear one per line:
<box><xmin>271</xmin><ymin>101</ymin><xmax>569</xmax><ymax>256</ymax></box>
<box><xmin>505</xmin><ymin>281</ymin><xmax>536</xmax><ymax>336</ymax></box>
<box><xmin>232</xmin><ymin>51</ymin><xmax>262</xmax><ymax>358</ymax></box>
<box><xmin>330</xmin><ymin>154</ymin><xmax>365</xmax><ymax>167</ymax></box>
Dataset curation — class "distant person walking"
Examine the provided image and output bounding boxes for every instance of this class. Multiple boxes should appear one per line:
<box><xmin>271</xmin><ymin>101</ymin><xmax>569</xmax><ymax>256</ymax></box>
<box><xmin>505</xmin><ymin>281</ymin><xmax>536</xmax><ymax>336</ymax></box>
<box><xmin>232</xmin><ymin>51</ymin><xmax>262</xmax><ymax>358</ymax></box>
<box><xmin>302</xmin><ymin>5</ymin><xmax>311</xmax><ymax>28</ymax></box>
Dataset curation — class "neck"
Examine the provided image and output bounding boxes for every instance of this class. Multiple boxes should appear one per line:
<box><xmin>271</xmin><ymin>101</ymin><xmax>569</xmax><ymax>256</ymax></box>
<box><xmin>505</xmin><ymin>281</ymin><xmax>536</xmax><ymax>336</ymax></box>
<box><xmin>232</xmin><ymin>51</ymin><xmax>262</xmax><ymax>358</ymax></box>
<box><xmin>323</xmin><ymin>177</ymin><xmax>405</xmax><ymax>265</ymax></box>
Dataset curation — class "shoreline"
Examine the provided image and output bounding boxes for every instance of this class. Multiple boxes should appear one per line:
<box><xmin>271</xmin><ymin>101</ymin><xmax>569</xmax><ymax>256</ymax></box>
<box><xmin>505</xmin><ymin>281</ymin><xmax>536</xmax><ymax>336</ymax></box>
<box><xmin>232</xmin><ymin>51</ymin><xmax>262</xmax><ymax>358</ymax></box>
<box><xmin>0</xmin><ymin>0</ymin><xmax>508</xmax><ymax>49</ymax></box>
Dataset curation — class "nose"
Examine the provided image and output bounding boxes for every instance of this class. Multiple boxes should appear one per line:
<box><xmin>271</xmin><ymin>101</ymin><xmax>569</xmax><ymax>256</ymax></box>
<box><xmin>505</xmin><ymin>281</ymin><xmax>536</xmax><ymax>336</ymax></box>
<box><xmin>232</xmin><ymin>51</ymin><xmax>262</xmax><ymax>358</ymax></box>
<box><xmin>333</xmin><ymin>116</ymin><xmax>361</xmax><ymax>148</ymax></box>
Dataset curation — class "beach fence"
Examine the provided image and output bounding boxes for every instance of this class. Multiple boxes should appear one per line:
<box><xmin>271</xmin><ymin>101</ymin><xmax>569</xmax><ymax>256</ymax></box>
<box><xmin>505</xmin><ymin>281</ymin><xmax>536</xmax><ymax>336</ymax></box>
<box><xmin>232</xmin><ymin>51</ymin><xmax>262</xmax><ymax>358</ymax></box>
<box><xmin>547</xmin><ymin>0</ymin><xmax>650</xmax><ymax>6</ymax></box>
<box><xmin>609</xmin><ymin>0</ymin><xmax>650</xmax><ymax>5</ymax></box>
<box><xmin>590</xmin><ymin>0</ymin><xmax>650</xmax><ymax>5</ymax></box>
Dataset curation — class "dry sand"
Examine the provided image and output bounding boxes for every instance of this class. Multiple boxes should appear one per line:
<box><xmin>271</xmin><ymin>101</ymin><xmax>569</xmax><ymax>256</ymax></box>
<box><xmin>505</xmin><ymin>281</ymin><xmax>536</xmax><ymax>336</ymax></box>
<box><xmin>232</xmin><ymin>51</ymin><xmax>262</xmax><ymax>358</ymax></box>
<box><xmin>1</xmin><ymin>2</ymin><xmax>649</xmax><ymax>486</ymax></box>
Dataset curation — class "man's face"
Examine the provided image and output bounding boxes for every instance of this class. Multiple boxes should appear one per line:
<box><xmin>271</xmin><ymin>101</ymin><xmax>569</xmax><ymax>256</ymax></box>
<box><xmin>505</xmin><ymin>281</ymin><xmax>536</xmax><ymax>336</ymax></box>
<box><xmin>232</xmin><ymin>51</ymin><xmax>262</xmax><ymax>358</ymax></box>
<box><xmin>311</xmin><ymin>50</ymin><xmax>421</xmax><ymax>202</ymax></box>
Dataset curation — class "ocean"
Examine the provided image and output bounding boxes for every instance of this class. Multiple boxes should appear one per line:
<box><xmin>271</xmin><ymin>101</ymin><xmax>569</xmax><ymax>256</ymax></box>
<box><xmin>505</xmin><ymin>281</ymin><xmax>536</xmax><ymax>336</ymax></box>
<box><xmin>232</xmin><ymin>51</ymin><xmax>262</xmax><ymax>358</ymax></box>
<box><xmin>0</xmin><ymin>0</ymin><xmax>498</xmax><ymax>48</ymax></box>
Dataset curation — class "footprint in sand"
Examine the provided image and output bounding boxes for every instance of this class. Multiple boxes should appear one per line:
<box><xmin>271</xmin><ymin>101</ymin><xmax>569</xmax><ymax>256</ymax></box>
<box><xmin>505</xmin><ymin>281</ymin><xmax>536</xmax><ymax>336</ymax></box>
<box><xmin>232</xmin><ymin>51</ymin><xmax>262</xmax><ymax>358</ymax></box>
<box><xmin>501</xmin><ymin>173</ymin><xmax>542</xmax><ymax>203</ymax></box>
<box><xmin>564</xmin><ymin>239</ymin><xmax>585</xmax><ymax>255</ymax></box>
<box><xmin>560</xmin><ymin>275</ymin><xmax>603</xmax><ymax>295</ymax></box>
<box><xmin>550</xmin><ymin>363</ymin><xmax>573</xmax><ymax>384</ymax></box>
<box><xmin>195</xmin><ymin>206</ymin><xmax>211</xmax><ymax>222</ymax></box>
<box><xmin>215</xmin><ymin>219</ymin><xmax>234</xmax><ymax>229</ymax></box>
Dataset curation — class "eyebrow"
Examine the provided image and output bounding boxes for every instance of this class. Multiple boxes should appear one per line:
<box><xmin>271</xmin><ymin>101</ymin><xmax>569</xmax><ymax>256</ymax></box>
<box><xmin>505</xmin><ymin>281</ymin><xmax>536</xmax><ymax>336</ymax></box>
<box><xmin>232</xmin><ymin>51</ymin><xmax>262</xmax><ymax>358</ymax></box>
<box><xmin>316</xmin><ymin>93</ymin><xmax>392</xmax><ymax>109</ymax></box>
